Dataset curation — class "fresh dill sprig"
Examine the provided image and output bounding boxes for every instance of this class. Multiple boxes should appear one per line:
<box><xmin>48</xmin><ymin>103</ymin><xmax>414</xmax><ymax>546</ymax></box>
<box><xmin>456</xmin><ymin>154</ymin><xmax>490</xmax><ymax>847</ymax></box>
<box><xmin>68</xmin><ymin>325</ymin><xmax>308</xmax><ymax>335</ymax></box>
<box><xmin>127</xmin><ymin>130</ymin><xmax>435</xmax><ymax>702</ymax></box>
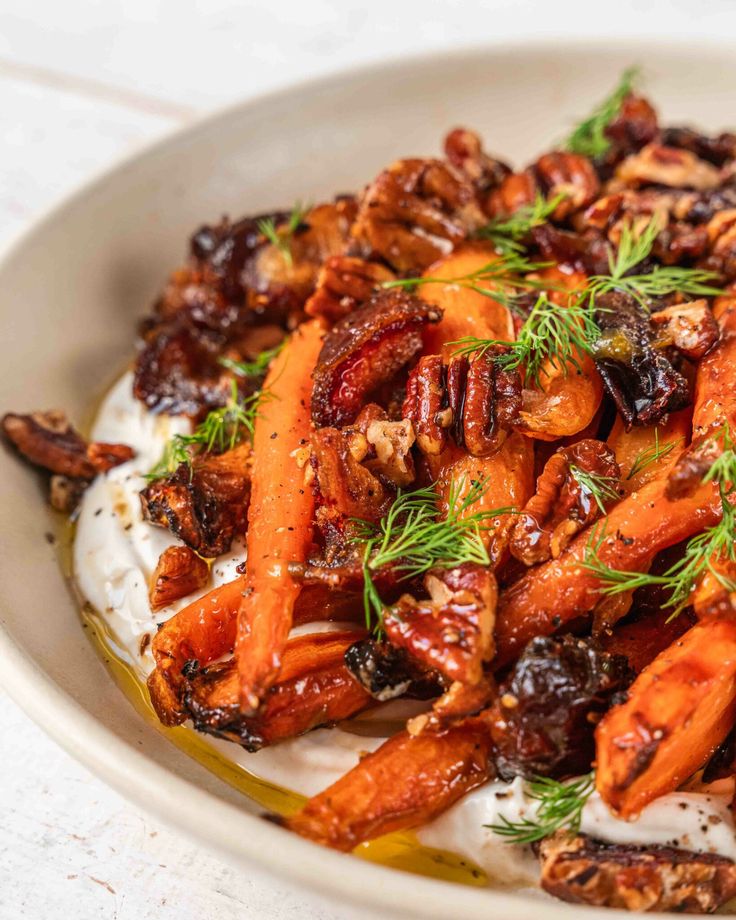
<box><xmin>146</xmin><ymin>380</ymin><xmax>267</xmax><ymax>480</ymax></box>
<box><xmin>450</xmin><ymin>291</ymin><xmax>601</xmax><ymax>389</ymax></box>
<box><xmin>475</xmin><ymin>192</ymin><xmax>566</xmax><ymax>255</ymax></box>
<box><xmin>586</xmin><ymin>217</ymin><xmax>721</xmax><ymax>310</ymax></box>
<box><xmin>352</xmin><ymin>477</ymin><xmax>513</xmax><ymax>628</ymax></box>
<box><xmin>581</xmin><ymin>425</ymin><xmax>736</xmax><ymax>616</ymax></box>
<box><xmin>487</xmin><ymin>773</ymin><xmax>595</xmax><ymax>845</ymax></box>
<box><xmin>568</xmin><ymin>464</ymin><xmax>621</xmax><ymax>513</ymax></box>
<box><xmin>564</xmin><ymin>67</ymin><xmax>639</xmax><ymax>158</ymax></box>
<box><xmin>219</xmin><ymin>341</ymin><xmax>285</xmax><ymax>379</ymax></box>
<box><xmin>626</xmin><ymin>430</ymin><xmax>682</xmax><ymax>481</ymax></box>
<box><xmin>382</xmin><ymin>253</ymin><xmax>554</xmax><ymax>313</ymax></box>
<box><xmin>257</xmin><ymin>202</ymin><xmax>309</xmax><ymax>269</ymax></box>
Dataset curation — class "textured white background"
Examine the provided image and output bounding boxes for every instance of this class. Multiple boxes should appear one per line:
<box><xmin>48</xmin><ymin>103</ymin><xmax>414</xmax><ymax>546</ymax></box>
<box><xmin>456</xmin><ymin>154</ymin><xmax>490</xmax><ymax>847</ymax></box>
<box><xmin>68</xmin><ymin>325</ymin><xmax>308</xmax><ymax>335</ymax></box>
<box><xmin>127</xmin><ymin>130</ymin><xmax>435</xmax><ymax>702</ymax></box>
<box><xmin>1</xmin><ymin>3</ymin><xmax>735</xmax><ymax>918</ymax></box>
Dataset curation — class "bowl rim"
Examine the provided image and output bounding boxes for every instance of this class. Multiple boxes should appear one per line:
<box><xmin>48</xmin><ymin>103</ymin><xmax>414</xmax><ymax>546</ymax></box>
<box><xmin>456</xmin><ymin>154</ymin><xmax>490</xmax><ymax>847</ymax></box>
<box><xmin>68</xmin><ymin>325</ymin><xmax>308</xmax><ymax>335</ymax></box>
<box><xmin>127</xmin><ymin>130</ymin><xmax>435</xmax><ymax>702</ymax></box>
<box><xmin>2</xmin><ymin>34</ymin><xmax>733</xmax><ymax>919</ymax></box>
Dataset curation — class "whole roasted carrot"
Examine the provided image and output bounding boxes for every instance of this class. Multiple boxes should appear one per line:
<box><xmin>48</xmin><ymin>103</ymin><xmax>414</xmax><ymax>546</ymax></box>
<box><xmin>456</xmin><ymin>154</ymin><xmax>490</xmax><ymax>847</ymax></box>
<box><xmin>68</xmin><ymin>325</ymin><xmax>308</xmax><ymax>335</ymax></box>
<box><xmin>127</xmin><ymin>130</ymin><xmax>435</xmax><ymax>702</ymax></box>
<box><xmin>148</xmin><ymin>574</ymin><xmax>245</xmax><ymax>726</ymax></box>
<box><xmin>494</xmin><ymin>474</ymin><xmax>723</xmax><ymax>666</ymax></box>
<box><xmin>235</xmin><ymin>319</ymin><xmax>324</xmax><ymax>712</ymax></box>
<box><xmin>596</xmin><ymin>618</ymin><xmax>736</xmax><ymax>818</ymax></box>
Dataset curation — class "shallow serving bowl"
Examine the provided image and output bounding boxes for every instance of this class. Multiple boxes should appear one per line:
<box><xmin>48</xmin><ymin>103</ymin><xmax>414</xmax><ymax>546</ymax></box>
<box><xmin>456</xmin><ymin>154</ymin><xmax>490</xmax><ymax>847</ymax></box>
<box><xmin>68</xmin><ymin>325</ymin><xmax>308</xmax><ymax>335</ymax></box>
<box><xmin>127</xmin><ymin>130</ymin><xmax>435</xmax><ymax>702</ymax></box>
<box><xmin>2</xmin><ymin>38</ymin><xmax>735</xmax><ymax>920</ymax></box>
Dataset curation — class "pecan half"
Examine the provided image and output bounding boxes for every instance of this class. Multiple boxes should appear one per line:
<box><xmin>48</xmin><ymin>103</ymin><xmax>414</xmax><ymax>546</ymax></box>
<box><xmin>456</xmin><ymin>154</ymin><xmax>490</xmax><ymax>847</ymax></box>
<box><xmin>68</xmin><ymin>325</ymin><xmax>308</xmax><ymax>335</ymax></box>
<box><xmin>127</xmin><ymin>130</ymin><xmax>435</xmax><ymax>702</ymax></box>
<box><xmin>539</xmin><ymin>833</ymin><xmax>736</xmax><ymax>914</ymax></box>
<box><xmin>305</xmin><ymin>255</ymin><xmax>395</xmax><ymax>323</ymax></box>
<box><xmin>149</xmin><ymin>545</ymin><xmax>210</xmax><ymax>611</ymax></box>
<box><xmin>402</xmin><ymin>351</ymin><xmax>521</xmax><ymax>458</ymax></box>
<box><xmin>443</xmin><ymin>127</ymin><xmax>511</xmax><ymax>202</ymax></box>
<box><xmin>311</xmin><ymin>289</ymin><xmax>441</xmax><ymax>428</ymax></box>
<box><xmin>351</xmin><ymin>158</ymin><xmax>485</xmax><ymax>273</ymax></box>
<box><xmin>2</xmin><ymin>410</ymin><xmax>134</xmax><ymax>479</ymax></box>
<box><xmin>509</xmin><ymin>440</ymin><xmax>621</xmax><ymax>566</ymax></box>
<box><xmin>383</xmin><ymin>564</ymin><xmax>497</xmax><ymax>686</ymax></box>
<box><xmin>614</xmin><ymin>143</ymin><xmax>722</xmax><ymax>191</ymax></box>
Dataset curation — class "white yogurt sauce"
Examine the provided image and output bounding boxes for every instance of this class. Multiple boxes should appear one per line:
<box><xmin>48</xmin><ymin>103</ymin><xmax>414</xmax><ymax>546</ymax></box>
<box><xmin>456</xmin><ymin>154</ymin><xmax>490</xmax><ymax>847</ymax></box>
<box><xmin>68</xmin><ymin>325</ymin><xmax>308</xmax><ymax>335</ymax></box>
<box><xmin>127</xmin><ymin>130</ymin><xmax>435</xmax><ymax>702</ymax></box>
<box><xmin>74</xmin><ymin>372</ymin><xmax>736</xmax><ymax>886</ymax></box>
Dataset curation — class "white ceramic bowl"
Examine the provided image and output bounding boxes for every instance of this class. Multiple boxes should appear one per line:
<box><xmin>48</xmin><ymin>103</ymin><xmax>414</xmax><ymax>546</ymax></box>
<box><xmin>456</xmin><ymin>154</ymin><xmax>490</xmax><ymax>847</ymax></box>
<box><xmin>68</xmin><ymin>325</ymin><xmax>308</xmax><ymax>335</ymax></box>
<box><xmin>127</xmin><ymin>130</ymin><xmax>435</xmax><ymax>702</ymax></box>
<box><xmin>2</xmin><ymin>38</ymin><xmax>735</xmax><ymax>919</ymax></box>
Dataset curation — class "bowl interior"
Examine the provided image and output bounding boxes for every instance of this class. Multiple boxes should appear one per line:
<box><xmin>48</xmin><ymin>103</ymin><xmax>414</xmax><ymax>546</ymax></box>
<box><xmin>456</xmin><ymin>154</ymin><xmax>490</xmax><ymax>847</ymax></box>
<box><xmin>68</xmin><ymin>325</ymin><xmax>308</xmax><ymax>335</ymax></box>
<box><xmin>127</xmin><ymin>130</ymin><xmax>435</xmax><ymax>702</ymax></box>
<box><xmin>2</xmin><ymin>39</ymin><xmax>735</xmax><ymax>920</ymax></box>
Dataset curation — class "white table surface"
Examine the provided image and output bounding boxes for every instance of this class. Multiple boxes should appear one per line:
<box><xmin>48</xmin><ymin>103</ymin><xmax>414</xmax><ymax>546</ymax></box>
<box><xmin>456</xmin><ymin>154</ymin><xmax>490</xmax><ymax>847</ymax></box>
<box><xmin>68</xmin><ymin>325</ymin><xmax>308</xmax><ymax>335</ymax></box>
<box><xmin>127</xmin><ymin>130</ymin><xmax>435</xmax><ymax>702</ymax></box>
<box><xmin>2</xmin><ymin>3</ymin><xmax>735</xmax><ymax>918</ymax></box>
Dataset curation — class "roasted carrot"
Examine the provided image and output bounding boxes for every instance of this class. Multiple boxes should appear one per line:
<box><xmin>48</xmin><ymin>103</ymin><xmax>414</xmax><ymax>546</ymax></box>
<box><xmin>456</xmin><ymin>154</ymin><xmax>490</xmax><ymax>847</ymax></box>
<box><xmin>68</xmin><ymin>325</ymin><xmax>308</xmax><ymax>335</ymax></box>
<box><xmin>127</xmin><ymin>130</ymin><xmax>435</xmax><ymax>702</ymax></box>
<box><xmin>692</xmin><ymin>295</ymin><xmax>736</xmax><ymax>442</ymax></box>
<box><xmin>185</xmin><ymin>631</ymin><xmax>372</xmax><ymax>750</ymax></box>
<box><xmin>515</xmin><ymin>267</ymin><xmax>604</xmax><ymax>441</ymax></box>
<box><xmin>285</xmin><ymin>720</ymin><xmax>493</xmax><ymax>850</ymax></box>
<box><xmin>235</xmin><ymin>319</ymin><xmax>324</xmax><ymax>712</ymax></box>
<box><xmin>596</xmin><ymin>618</ymin><xmax>736</xmax><ymax>818</ymax></box>
<box><xmin>147</xmin><ymin>575</ymin><xmax>245</xmax><ymax>725</ymax></box>
<box><xmin>419</xmin><ymin>244</ymin><xmax>515</xmax><ymax>357</ymax></box>
<box><xmin>494</xmin><ymin>474</ymin><xmax>723</xmax><ymax>666</ymax></box>
<box><xmin>608</xmin><ymin>407</ymin><xmax>692</xmax><ymax>495</ymax></box>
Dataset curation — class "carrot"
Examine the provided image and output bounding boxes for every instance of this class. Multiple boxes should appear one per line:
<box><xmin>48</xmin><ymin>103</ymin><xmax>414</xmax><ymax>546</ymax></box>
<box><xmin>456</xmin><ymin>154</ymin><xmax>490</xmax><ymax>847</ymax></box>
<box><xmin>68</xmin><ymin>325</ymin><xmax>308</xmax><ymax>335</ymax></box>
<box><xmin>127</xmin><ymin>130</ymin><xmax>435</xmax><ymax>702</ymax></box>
<box><xmin>285</xmin><ymin>720</ymin><xmax>493</xmax><ymax>850</ymax></box>
<box><xmin>596</xmin><ymin>618</ymin><xmax>736</xmax><ymax>818</ymax></box>
<box><xmin>184</xmin><ymin>631</ymin><xmax>372</xmax><ymax>750</ymax></box>
<box><xmin>235</xmin><ymin>319</ymin><xmax>324</xmax><ymax>712</ymax></box>
<box><xmin>608</xmin><ymin>408</ymin><xmax>692</xmax><ymax>495</ymax></box>
<box><xmin>515</xmin><ymin>267</ymin><xmax>604</xmax><ymax>441</ymax></box>
<box><xmin>494</xmin><ymin>474</ymin><xmax>723</xmax><ymax>666</ymax></box>
<box><xmin>419</xmin><ymin>244</ymin><xmax>515</xmax><ymax>357</ymax></box>
<box><xmin>147</xmin><ymin>575</ymin><xmax>245</xmax><ymax>726</ymax></box>
<box><xmin>692</xmin><ymin>295</ymin><xmax>736</xmax><ymax>441</ymax></box>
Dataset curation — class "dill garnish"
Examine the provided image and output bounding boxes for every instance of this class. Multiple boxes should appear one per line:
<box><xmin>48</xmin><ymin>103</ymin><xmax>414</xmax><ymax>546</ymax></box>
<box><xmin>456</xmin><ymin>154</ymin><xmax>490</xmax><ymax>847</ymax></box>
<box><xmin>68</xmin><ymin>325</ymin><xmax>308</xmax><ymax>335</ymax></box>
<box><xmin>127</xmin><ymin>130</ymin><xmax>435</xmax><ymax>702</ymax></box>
<box><xmin>351</xmin><ymin>478</ymin><xmax>513</xmax><ymax>628</ymax></box>
<box><xmin>565</xmin><ymin>67</ymin><xmax>639</xmax><ymax>158</ymax></box>
<box><xmin>626</xmin><ymin>430</ymin><xmax>682</xmax><ymax>481</ymax></box>
<box><xmin>382</xmin><ymin>253</ymin><xmax>554</xmax><ymax>312</ymax></box>
<box><xmin>219</xmin><ymin>341</ymin><xmax>285</xmax><ymax>379</ymax></box>
<box><xmin>586</xmin><ymin>217</ymin><xmax>721</xmax><ymax>310</ymax></box>
<box><xmin>568</xmin><ymin>464</ymin><xmax>621</xmax><ymax>513</ymax></box>
<box><xmin>257</xmin><ymin>202</ymin><xmax>309</xmax><ymax>269</ymax></box>
<box><xmin>476</xmin><ymin>192</ymin><xmax>566</xmax><ymax>255</ymax></box>
<box><xmin>581</xmin><ymin>425</ymin><xmax>736</xmax><ymax>617</ymax></box>
<box><xmin>146</xmin><ymin>380</ymin><xmax>267</xmax><ymax>480</ymax></box>
<box><xmin>450</xmin><ymin>291</ymin><xmax>601</xmax><ymax>389</ymax></box>
<box><xmin>487</xmin><ymin>773</ymin><xmax>595</xmax><ymax>845</ymax></box>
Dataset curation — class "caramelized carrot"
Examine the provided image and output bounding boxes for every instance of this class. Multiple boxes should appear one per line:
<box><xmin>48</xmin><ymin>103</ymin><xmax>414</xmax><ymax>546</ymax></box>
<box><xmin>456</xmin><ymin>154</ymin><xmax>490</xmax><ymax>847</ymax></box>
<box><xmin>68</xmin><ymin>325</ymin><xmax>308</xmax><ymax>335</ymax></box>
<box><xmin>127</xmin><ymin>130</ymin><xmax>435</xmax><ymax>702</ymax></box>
<box><xmin>692</xmin><ymin>295</ymin><xmax>736</xmax><ymax>441</ymax></box>
<box><xmin>596</xmin><ymin>618</ymin><xmax>736</xmax><ymax>818</ymax></box>
<box><xmin>148</xmin><ymin>575</ymin><xmax>245</xmax><ymax>726</ymax></box>
<box><xmin>285</xmin><ymin>721</ymin><xmax>493</xmax><ymax>850</ymax></box>
<box><xmin>235</xmin><ymin>319</ymin><xmax>324</xmax><ymax>712</ymax></box>
<box><xmin>419</xmin><ymin>244</ymin><xmax>515</xmax><ymax>357</ymax></box>
<box><xmin>185</xmin><ymin>631</ymin><xmax>372</xmax><ymax>750</ymax></box>
<box><xmin>515</xmin><ymin>267</ymin><xmax>603</xmax><ymax>441</ymax></box>
<box><xmin>494</xmin><ymin>474</ymin><xmax>723</xmax><ymax>666</ymax></box>
<box><xmin>608</xmin><ymin>407</ymin><xmax>692</xmax><ymax>495</ymax></box>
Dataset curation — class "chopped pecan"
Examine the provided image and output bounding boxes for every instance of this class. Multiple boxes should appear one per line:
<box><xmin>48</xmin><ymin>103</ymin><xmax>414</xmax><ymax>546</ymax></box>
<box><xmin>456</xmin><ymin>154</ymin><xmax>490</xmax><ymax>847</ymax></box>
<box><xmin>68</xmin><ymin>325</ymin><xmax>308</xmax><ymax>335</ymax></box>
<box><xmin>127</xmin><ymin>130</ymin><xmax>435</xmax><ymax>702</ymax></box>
<box><xmin>305</xmin><ymin>255</ymin><xmax>395</xmax><ymax>323</ymax></box>
<box><xmin>364</xmin><ymin>417</ymin><xmax>416</xmax><ymax>487</ymax></box>
<box><xmin>384</xmin><ymin>564</ymin><xmax>497</xmax><ymax>686</ymax></box>
<box><xmin>487</xmin><ymin>635</ymin><xmax>632</xmax><ymax>780</ymax></box>
<box><xmin>443</xmin><ymin>127</ymin><xmax>511</xmax><ymax>201</ymax></box>
<box><xmin>149</xmin><ymin>545</ymin><xmax>210</xmax><ymax>611</ymax></box>
<box><xmin>651</xmin><ymin>299</ymin><xmax>719</xmax><ymax>360</ymax></box>
<box><xmin>402</xmin><ymin>351</ymin><xmax>521</xmax><ymax>458</ymax></box>
<box><xmin>539</xmin><ymin>832</ymin><xmax>736</xmax><ymax>914</ymax></box>
<box><xmin>701</xmin><ymin>208</ymin><xmax>736</xmax><ymax>279</ymax></box>
<box><xmin>140</xmin><ymin>442</ymin><xmax>250</xmax><ymax>557</ymax></box>
<box><xmin>407</xmin><ymin>676</ymin><xmax>495</xmax><ymax>736</ymax></box>
<box><xmin>343</xmin><ymin>638</ymin><xmax>442</xmax><ymax>702</ymax></box>
<box><xmin>311</xmin><ymin>289</ymin><xmax>441</xmax><ymax>428</ymax></box>
<box><xmin>351</xmin><ymin>158</ymin><xmax>485</xmax><ymax>274</ymax></box>
<box><xmin>614</xmin><ymin>143</ymin><xmax>722</xmax><ymax>191</ymax></box>
<box><xmin>509</xmin><ymin>440</ymin><xmax>621</xmax><ymax>566</ymax></box>
<box><xmin>2</xmin><ymin>410</ymin><xmax>134</xmax><ymax>479</ymax></box>
<box><xmin>49</xmin><ymin>475</ymin><xmax>89</xmax><ymax>513</ymax></box>
<box><xmin>592</xmin><ymin>291</ymin><xmax>690</xmax><ymax>428</ymax></box>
